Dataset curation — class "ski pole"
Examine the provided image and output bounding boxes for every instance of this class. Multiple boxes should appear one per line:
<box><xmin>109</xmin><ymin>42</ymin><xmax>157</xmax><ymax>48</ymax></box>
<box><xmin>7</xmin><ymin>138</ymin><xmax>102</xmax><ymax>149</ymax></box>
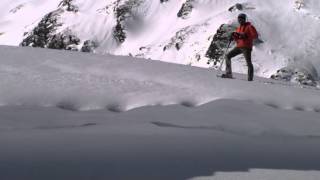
<box><xmin>216</xmin><ymin>39</ymin><xmax>232</xmax><ymax>76</ymax></box>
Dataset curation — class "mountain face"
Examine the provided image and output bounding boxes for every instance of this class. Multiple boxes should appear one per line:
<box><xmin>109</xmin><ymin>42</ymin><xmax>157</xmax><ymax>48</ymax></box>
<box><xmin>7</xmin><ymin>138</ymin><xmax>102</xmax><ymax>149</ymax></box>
<box><xmin>0</xmin><ymin>0</ymin><xmax>319</xmax><ymax>86</ymax></box>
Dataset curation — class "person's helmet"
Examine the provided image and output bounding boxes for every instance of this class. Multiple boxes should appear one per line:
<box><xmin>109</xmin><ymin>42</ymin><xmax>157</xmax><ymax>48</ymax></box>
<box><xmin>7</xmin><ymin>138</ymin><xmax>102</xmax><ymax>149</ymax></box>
<box><xmin>238</xmin><ymin>13</ymin><xmax>247</xmax><ymax>21</ymax></box>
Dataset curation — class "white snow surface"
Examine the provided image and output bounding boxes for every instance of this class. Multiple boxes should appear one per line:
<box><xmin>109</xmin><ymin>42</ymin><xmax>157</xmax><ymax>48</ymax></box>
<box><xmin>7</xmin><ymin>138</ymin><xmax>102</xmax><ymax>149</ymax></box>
<box><xmin>1</xmin><ymin>46</ymin><xmax>320</xmax><ymax>179</ymax></box>
<box><xmin>0</xmin><ymin>0</ymin><xmax>320</xmax><ymax>78</ymax></box>
<box><xmin>190</xmin><ymin>169</ymin><xmax>320</xmax><ymax>180</ymax></box>
<box><xmin>1</xmin><ymin>45</ymin><xmax>320</xmax><ymax>113</ymax></box>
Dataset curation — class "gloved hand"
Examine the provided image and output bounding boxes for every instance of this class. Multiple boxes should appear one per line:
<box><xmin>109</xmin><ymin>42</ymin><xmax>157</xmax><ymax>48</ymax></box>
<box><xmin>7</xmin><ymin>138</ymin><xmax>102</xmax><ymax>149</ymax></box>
<box><xmin>237</xmin><ymin>32</ymin><xmax>247</xmax><ymax>39</ymax></box>
<box><xmin>232</xmin><ymin>32</ymin><xmax>247</xmax><ymax>40</ymax></box>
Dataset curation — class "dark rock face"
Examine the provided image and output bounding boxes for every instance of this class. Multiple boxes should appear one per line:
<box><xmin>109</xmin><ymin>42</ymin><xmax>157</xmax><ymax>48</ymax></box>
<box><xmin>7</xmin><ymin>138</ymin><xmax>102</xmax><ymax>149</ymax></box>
<box><xmin>21</xmin><ymin>10</ymin><xmax>63</xmax><ymax>48</ymax></box>
<box><xmin>113</xmin><ymin>23</ymin><xmax>126</xmax><ymax>43</ymax></box>
<box><xmin>20</xmin><ymin>9</ymin><xmax>82</xmax><ymax>51</ymax></box>
<box><xmin>228</xmin><ymin>3</ymin><xmax>244</xmax><ymax>12</ymax></box>
<box><xmin>58</xmin><ymin>0</ymin><xmax>79</xmax><ymax>12</ymax></box>
<box><xmin>177</xmin><ymin>0</ymin><xmax>194</xmax><ymax>19</ymax></box>
<box><xmin>160</xmin><ymin>0</ymin><xmax>169</xmax><ymax>3</ymax></box>
<box><xmin>113</xmin><ymin>0</ymin><xmax>144</xmax><ymax>43</ymax></box>
<box><xmin>163</xmin><ymin>26</ymin><xmax>197</xmax><ymax>51</ymax></box>
<box><xmin>271</xmin><ymin>66</ymin><xmax>318</xmax><ymax>87</ymax></box>
<box><xmin>47</xmin><ymin>30</ymin><xmax>80</xmax><ymax>50</ymax></box>
<box><xmin>81</xmin><ymin>40</ymin><xmax>98</xmax><ymax>52</ymax></box>
<box><xmin>228</xmin><ymin>3</ymin><xmax>257</xmax><ymax>12</ymax></box>
<box><xmin>205</xmin><ymin>24</ymin><xmax>236</xmax><ymax>67</ymax></box>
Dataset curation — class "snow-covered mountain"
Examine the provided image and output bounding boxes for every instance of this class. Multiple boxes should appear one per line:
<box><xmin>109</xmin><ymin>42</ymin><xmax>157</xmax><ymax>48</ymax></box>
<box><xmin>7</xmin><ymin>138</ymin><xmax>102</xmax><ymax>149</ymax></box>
<box><xmin>2</xmin><ymin>2</ymin><xmax>320</xmax><ymax>179</ymax></box>
<box><xmin>0</xmin><ymin>0</ymin><xmax>320</xmax><ymax>85</ymax></box>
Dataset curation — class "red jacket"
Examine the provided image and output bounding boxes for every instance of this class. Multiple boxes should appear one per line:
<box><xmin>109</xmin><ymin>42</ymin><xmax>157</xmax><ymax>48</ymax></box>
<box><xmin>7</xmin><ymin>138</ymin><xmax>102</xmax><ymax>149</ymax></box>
<box><xmin>234</xmin><ymin>22</ymin><xmax>258</xmax><ymax>48</ymax></box>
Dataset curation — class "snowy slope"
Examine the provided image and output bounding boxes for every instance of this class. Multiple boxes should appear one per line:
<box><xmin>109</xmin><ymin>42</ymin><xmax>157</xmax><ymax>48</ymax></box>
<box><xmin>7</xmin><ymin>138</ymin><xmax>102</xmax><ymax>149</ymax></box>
<box><xmin>191</xmin><ymin>169</ymin><xmax>320</xmax><ymax>180</ymax></box>
<box><xmin>0</xmin><ymin>0</ymin><xmax>319</xmax><ymax>81</ymax></box>
<box><xmin>1</xmin><ymin>46</ymin><xmax>320</xmax><ymax>180</ymax></box>
<box><xmin>1</xmin><ymin>45</ymin><xmax>320</xmax><ymax>112</ymax></box>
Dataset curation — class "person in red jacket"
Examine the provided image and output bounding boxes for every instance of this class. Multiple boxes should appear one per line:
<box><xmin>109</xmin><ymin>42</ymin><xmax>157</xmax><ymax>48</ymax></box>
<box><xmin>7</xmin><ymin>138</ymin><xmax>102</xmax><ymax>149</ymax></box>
<box><xmin>221</xmin><ymin>13</ymin><xmax>258</xmax><ymax>81</ymax></box>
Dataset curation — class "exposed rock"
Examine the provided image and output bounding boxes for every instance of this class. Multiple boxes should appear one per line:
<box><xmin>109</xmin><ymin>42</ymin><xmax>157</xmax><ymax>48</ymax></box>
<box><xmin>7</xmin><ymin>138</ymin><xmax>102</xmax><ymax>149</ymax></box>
<box><xmin>81</xmin><ymin>40</ymin><xmax>98</xmax><ymax>52</ymax></box>
<box><xmin>163</xmin><ymin>26</ymin><xmax>197</xmax><ymax>51</ymax></box>
<box><xmin>58</xmin><ymin>0</ymin><xmax>79</xmax><ymax>12</ymax></box>
<box><xmin>228</xmin><ymin>3</ymin><xmax>256</xmax><ymax>12</ymax></box>
<box><xmin>205</xmin><ymin>24</ymin><xmax>236</xmax><ymax>67</ymax></box>
<box><xmin>113</xmin><ymin>23</ymin><xmax>126</xmax><ymax>43</ymax></box>
<box><xmin>97</xmin><ymin>2</ymin><xmax>115</xmax><ymax>14</ymax></box>
<box><xmin>113</xmin><ymin>0</ymin><xmax>144</xmax><ymax>43</ymax></box>
<box><xmin>271</xmin><ymin>65</ymin><xmax>318</xmax><ymax>87</ymax></box>
<box><xmin>160</xmin><ymin>0</ymin><xmax>169</xmax><ymax>3</ymax></box>
<box><xmin>134</xmin><ymin>46</ymin><xmax>151</xmax><ymax>58</ymax></box>
<box><xmin>21</xmin><ymin>9</ymin><xmax>63</xmax><ymax>48</ymax></box>
<box><xmin>47</xmin><ymin>29</ymin><xmax>80</xmax><ymax>50</ymax></box>
<box><xmin>228</xmin><ymin>3</ymin><xmax>244</xmax><ymax>12</ymax></box>
<box><xmin>177</xmin><ymin>0</ymin><xmax>194</xmax><ymax>19</ymax></box>
<box><xmin>20</xmin><ymin>9</ymin><xmax>81</xmax><ymax>51</ymax></box>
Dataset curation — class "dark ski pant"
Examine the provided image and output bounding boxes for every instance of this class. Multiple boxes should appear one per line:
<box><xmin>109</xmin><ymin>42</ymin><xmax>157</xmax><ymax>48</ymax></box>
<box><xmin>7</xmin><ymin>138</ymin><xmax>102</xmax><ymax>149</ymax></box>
<box><xmin>225</xmin><ymin>47</ymin><xmax>254</xmax><ymax>81</ymax></box>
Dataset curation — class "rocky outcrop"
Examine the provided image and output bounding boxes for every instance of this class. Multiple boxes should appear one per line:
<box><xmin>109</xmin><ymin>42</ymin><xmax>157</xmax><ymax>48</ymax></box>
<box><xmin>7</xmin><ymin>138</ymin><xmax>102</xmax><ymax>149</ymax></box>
<box><xmin>228</xmin><ymin>3</ymin><xmax>256</xmax><ymax>12</ymax></box>
<box><xmin>271</xmin><ymin>65</ymin><xmax>318</xmax><ymax>87</ymax></box>
<box><xmin>20</xmin><ymin>9</ymin><xmax>81</xmax><ymax>51</ymax></box>
<box><xmin>163</xmin><ymin>26</ymin><xmax>197</xmax><ymax>51</ymax></box>
<box><xmin>81</xmin><ymin>40</ymin><xmax>98</xmax><ymax>52</ymax></box>
<box><xmin>228</xmin><ymin>3</ymin><xmax>244</xmax><ymax>12</ymax></box>
<box><xmin>113</xmin><ymin>23</ymin><xmax>126</xmax><ymax>43</ymax></box>
<box><xmin>20</xmin><ymin>9</ymin><xmax>87</xmax><ymax>51</ymax></box>
<box><xmin>113</xmin><ymin>0</ymin><xmax>144</xmax><ymax>43</ymax></box>
<box><xmin>160</xmin><ymin>0</ymin><xmax>169</xmax><ymax>3</ymax></box>
<box><xmin>205</xmin><ymin>24</ymin><xmax>236</xmax><ymax>67</ymax></box>
<box><xmin>47</xmin><ymin>29</ymin><xmax>80</xmax><ymax>51</ymax></box>
<box><xmin>58</xmin><ymin>0</ymin><xmax>79</xmax><ymax>12</ymax></box>
<box><xmin>21</xmin><ymin>10</ymin><xmax>63</xmax><ymax>48</ymax></box>
<box><xmin>177</xmin><ymin>0</ymin><xmax>194</xmax><ymax>19</ymax></box>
